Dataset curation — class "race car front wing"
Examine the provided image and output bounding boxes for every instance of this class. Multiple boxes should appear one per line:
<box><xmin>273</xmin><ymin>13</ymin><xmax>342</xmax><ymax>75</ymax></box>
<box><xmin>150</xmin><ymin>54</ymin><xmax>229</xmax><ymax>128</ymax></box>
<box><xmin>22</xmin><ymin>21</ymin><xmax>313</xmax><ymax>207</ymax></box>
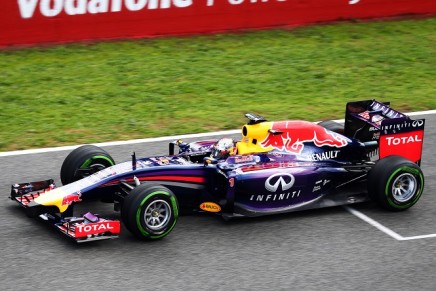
<box><xmin>40</xmin><ymin>212</ymin><xmax>120</xmax><ymax>243</ymax></box>
<box><xmin>10</xmin><ymin>179</ymin><xmax>120</xmax><ymax>243</ymax></box>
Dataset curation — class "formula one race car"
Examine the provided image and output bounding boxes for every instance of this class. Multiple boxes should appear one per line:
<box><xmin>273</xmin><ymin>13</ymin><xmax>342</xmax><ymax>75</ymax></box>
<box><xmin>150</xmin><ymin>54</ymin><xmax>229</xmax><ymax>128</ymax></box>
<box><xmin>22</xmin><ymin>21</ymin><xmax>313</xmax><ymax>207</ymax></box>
<box><xmin>10</xmin><ymin>100</ymin><xmax>425</xmax><ymax>243</ymax></box>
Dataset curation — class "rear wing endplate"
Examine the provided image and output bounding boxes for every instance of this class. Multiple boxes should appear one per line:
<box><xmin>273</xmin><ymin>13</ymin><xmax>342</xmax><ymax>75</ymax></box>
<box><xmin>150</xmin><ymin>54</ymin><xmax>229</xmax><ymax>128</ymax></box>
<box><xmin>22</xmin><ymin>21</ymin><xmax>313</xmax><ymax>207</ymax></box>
<box><xmin>344</xmin><ymin>99</ymin><xmax>425</xmax><ymax>164</ymax></box>
<box><xmin>379</xmin><ymin>118</ymin><xmax>425</xmax><ymax>165</ymax></box>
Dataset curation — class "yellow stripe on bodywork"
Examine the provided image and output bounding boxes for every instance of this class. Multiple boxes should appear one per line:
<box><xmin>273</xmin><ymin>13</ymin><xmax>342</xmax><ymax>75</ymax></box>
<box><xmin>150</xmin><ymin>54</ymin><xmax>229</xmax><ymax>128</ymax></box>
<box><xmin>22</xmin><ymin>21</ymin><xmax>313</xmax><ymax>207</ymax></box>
<box><xmin>34</xmin><ymin>188</ymin><xmax>69</xmax><ymax>213</ymax></box>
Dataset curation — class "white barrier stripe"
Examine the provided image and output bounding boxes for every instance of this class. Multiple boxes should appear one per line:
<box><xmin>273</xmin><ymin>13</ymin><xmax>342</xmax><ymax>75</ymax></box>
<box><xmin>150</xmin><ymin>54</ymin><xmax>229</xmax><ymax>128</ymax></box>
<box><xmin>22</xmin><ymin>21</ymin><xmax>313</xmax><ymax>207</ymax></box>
<box><xmin>407</xmin><ymin>110</ymin><xmax>436</xmax><ymax>116</ymax></box>
<box><xmin>0</xmin><ymin>130</ymin><xmax>239</xmax><ymax>157</ymax></box>
<box><xmin>0</xmin><ymin>109</ymin><xmax>434</xmax><ymax>157</ymax></box>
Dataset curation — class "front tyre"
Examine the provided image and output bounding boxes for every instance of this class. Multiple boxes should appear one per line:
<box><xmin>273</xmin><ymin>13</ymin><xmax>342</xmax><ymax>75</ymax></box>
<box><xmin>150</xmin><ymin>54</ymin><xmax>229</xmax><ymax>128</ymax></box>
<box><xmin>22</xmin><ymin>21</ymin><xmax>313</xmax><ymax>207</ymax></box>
<box><xmin>60</xmin><ymin>145</ymin><xmax>115</xmax><ymax>185</ymax></box>
<box><xmin>122</xmin><ymin>184</ymin><xmax>178</xmax><ymax>240</ymax></box>
<box><xmin>368</xmin><ymin>155</ymin><xmax>424</xmax><ymax>211</ymax></box>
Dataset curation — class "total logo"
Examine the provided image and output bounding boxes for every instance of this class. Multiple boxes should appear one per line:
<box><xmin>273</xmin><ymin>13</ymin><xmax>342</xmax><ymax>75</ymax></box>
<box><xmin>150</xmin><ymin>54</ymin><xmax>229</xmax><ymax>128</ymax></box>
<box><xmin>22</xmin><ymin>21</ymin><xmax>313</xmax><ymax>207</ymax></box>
<box><xmin>75</xmin><ymin>221</ymin><xmax>120</xmax><ymax>237</ymax></box>
<box><xmin>76</xmin><ymin>222</ymin><xmax>114</xmax><ymax>233</ymax></box>
<box><xmin>385</xmin><ymin>135</ymin><xmax>422</xmax><ymax>146</ymax></box>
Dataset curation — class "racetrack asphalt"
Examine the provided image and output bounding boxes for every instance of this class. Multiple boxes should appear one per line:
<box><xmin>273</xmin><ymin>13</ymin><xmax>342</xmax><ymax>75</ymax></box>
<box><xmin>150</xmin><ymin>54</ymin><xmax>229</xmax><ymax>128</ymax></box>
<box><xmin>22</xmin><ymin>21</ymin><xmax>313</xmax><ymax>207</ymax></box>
<box><xmin>1</xmin><ymin>113</ymin><xmax>436</xmax><ymax>291</ymax></box>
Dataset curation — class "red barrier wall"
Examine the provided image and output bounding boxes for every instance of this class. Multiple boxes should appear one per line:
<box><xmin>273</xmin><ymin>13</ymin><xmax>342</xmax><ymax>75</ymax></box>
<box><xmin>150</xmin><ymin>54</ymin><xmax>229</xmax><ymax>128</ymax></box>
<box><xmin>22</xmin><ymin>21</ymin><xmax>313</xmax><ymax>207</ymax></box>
<box><xmin>1</xmin><ymin>0</ymin><xmax>435</xmax><ymax>47</ymax></box>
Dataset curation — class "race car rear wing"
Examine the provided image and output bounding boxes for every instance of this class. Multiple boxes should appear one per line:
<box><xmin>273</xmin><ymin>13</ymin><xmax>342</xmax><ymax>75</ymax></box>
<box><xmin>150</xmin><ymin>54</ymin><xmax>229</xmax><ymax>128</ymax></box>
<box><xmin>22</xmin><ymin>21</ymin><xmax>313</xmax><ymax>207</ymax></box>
<box><xmin>344</xmin><ymin>100</ymin><xmax>425</xmax><ymax>165</ymax></box>
<box><xmin>378</xmin><ymin>118</ymin><xmax>425</xmax><ymax>165</ymax></box>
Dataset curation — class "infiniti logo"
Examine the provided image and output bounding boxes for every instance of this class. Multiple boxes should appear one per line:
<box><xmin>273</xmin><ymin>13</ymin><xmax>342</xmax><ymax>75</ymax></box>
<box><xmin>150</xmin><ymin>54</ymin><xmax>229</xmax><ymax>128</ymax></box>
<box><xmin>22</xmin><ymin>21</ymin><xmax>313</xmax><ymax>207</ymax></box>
<box><xmin>265</xmin><ymin>173</ymin><xmax>295</xmax><ymax>192</ymax></box>
<box><xmin>412</xmin><ymin>120</ymin><xmax>424</xmax><ymax>128</ymax></box>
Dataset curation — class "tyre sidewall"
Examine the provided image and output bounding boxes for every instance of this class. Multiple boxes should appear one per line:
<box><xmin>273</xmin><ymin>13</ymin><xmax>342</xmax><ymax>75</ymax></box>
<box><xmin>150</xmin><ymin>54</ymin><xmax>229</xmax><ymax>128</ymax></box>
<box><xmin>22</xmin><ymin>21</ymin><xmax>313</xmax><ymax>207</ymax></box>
<box><xmin>369</xmin><ymin>155</ymin><xmax>424</xmax><ymax>211</ymax></box>
<box><xmin>60</xmin><ymin>145</ymin><xmax>115</xmax><ymax>185</ymax></box>
<box><xmin>124</xmin><ymin>185</ymin><xmax>178</xmax><ymax>240</ymax></box>
<box><xmin>383</xmin><ymin>165</ymin><xmax>424</xmax><ymax>210</ymax></box>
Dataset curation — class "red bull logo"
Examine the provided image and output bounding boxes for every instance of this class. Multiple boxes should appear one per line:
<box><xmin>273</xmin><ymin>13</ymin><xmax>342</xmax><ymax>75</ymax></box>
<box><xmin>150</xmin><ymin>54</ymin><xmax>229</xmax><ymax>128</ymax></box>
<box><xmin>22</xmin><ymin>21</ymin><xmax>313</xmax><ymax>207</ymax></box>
<box><xmin>260</xmin><ymin>121</ymin><xmax>349</xmax><ymax>154</ymax></box>
<box><xmin>61</xmin><ymin>192</ymin><xmax>82</xmax><ymax>206</ymax></box>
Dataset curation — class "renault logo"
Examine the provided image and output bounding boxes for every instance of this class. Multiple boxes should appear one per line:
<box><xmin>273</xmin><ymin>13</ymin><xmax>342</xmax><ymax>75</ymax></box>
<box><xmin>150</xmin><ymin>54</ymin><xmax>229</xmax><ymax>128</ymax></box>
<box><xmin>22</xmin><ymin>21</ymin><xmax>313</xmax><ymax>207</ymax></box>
<box><xmin>265</xmin><ymin>173</ymin><xmax>295</xmax><ymax>192</ymax></box>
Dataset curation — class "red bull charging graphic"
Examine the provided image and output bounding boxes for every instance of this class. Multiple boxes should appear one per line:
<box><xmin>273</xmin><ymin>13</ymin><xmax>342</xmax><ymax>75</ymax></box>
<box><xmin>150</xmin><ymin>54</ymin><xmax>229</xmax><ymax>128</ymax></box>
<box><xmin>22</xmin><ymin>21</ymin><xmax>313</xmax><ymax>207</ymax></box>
<box><xmin>260</xmin><ymin>121</ymin><xmax>349</xmax><ymax>154</ymax></box>
<box><xmin>61</xmin><ymin>191</ymin><xmax>82</xmax><ymax>206</ymax></box>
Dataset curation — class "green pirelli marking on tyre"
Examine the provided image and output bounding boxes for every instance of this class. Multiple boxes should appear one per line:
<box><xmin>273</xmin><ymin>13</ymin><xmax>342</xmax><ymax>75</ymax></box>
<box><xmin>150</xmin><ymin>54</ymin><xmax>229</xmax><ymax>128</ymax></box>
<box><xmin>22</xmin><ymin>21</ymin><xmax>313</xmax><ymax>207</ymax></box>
<box><xmin>136</xmin><ymin>190</ymin><xmax>178</xmax><ymax>239</ymax></box>
<box><xmin>170</xmin><ymin>195</ymin><xmax>179</xmax><ymax>218</ymax></box>
<box><xmin>385</xmin><ymin>166</ymin><xmax>424</xmax><ymax>209</ymax></box>
<box><xmin>80</xmin><ymin>155</ymin><xmax>115</xmax><ymax>168</ymax></box>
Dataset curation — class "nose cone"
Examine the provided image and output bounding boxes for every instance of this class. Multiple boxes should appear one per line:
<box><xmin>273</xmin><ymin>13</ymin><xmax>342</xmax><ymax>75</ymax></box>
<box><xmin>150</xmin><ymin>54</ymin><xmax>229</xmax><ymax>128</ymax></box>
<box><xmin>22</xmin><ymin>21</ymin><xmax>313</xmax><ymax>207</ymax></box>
<box><xmin>34</xmin><ymin>188</ymin><xmax>70</xmax><ymax>213</ymax></box>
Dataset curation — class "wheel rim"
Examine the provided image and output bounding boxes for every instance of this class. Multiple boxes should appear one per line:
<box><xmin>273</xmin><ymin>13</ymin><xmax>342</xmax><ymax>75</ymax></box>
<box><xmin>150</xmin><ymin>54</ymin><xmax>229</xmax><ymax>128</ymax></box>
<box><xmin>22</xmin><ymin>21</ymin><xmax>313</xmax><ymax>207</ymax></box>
<box><xmin>78</xmin><ymin>162</ymin><xmax>107</xmax><ymax>178</ymax></box>
<box><xmin>144</xmin><ymin>200</ymin><xmax>171</xmax><ymax>231</ymax></box>
<box><xmin>391</xmin><ymin>173</ymin><xmax>417</xmax><ymax>203</ymax></box>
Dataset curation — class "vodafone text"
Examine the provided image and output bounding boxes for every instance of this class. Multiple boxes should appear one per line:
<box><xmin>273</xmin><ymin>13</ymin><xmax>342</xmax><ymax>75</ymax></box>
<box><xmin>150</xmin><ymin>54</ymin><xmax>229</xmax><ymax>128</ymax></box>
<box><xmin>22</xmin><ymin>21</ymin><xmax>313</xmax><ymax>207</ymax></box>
<box><xmin>18</xmin><ymin>0</ymin><xmax>288</xmax><ymax>19</ymax></box>
<box><xmin>207</xmin><ymin>0</ymin><xmax>286</xmax><ymax>5</ymax></box>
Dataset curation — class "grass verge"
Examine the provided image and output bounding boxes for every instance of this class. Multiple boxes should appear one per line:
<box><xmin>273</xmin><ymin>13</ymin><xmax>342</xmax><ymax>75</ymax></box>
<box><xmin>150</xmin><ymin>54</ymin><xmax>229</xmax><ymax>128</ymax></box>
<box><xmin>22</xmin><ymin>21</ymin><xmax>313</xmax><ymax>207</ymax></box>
<box><xmin>0</xmin><ymin>18</ymin><xmax>434</xmax><ymax>151</ymax></box>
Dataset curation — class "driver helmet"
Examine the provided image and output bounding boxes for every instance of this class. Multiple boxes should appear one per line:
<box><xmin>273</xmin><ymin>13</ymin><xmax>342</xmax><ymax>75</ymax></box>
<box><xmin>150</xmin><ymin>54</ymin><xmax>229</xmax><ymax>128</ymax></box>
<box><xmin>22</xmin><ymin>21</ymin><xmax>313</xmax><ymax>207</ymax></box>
<box><xmin>212</xmin><ymin>138</ymin><xmax>235</xmax><ymax>160</ymax></box>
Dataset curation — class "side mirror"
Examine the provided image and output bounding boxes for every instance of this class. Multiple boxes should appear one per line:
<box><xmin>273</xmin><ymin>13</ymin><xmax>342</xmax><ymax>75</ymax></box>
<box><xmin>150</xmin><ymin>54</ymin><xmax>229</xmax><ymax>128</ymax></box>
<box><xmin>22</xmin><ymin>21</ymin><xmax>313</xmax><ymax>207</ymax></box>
<box><xmin>203</xmin><ymin>157</ymin><xmax>218</xmax><ymax>166</ymax></box>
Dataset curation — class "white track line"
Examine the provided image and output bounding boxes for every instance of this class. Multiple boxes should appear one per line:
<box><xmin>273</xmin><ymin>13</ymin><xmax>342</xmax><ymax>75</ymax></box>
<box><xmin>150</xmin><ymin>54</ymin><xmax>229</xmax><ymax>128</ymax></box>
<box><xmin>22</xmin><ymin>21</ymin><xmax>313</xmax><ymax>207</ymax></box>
<box><xmin>0</xmin><ymin>129</ymin><xmax>239</xmax><ymax>157</ymax></box>
<box><xmin>344</xmin><ymin>206</ymin><xmax>436</xmax><ymax>241</ymax></box>
<box><xmin>344</xmin><ymin>206</ymin><xmax>404</xmax><ymax>240</ymax></box>
<box><xmin>1</xmin><ymin>109</ymin><xmax>435</xmax><ymax>158</ymax></box>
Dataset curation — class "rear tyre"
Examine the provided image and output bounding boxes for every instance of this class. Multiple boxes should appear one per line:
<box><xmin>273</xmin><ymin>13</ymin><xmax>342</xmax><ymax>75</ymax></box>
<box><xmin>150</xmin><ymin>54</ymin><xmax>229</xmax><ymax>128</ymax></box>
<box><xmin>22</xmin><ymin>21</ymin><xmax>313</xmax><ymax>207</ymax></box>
<box><xmin>121</xmin><ymin>184</ymin><xmax>178</xmax><ymax>240</ymax></box>
<box><xmin>60</xmin><ymin>145</ymin><xmax>115</xmax><ymax>185</ymax></box>
<box><xmin>318</xmin><ymin>120</ymin><xmax>344</xmax><ymax>135</ymax></box>
<box><xmin>368</xmin><ymin>155</ymin><xmax>424</xmax><ymax>211</ymax></box>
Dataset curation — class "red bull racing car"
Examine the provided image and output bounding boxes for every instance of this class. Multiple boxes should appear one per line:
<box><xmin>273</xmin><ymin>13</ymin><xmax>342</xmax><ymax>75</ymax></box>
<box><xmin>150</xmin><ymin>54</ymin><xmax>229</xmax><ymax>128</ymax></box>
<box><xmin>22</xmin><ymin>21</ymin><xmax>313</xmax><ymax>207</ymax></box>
<box><xmin>9</xmin><ymin>100</ymin><xmax>425</xmax><ymax>243</ymax></box>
